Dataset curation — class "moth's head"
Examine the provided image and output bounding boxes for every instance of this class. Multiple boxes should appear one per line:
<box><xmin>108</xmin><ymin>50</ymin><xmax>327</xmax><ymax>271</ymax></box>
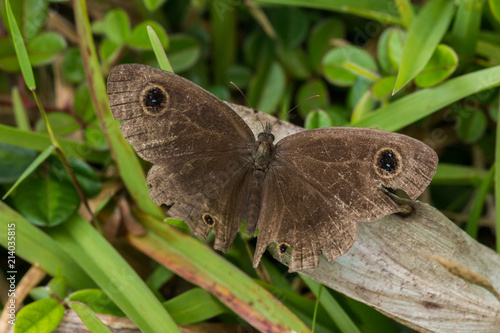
<box><xmin>257</xmin><ymin>123</ymin><xmax>275</xmax><ymax>144</ymax></box>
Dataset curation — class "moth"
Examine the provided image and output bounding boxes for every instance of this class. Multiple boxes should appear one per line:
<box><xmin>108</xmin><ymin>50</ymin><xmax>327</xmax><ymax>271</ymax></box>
<box><xmin>107</xmin><ymin>64</ymin><xmax>438</xmax><ymax>272</ymax></box>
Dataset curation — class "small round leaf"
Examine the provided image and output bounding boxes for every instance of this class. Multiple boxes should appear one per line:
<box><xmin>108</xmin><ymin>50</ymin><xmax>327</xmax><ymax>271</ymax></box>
<box><xmin>322</xmin><ymin>46</ymin><xmax>377</xmax><ymax>87</ymax></box>
<box><xmin>12</xmin><ymin>175</ymin><xmax>80</xmax><ymax>227</ymax></box>
<box><xmin>458</xmin><ymin>109</ymin><xmax>487</xmax><ymax>143</ymax></box>
<box><xmin>14</xmin><ymin>298</ymin><xmax>64</xmax><ymax>333</ymax></box>
<box><xmin>415</xmin><ymin>44</ymin><xmax>458</xmax><ymax>88</ymax></box>
<box><xmin>129</xmin><ymin>20</ymin><xmax>168</xmax><ymax>50</ymax></box>
<box><xmin>305</xmin><ymin>109</ymin><xmax>333</xmax><ymax>129</ymax></box>
<box><xmin>167</xmin><ymin>35</ymin><xmax>201</xmax><ymax>73</ymax></box>
<box><xmin>104</xmin><ymin>9</ymin><xmax>131</xmax><ymax>44</ymax></box>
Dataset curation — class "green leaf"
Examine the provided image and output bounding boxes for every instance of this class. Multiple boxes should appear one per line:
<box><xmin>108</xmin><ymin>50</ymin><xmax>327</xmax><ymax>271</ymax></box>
<box><xmin>396</xmin><ymin>0</ymin><xmax>414</xmax><ymax>28</ymax></box>
<box><xmin>99</xmin><ymin>39</ymin><xmax>122</xmax><ymax>64</ymax></box>
<box><xmin>347</xmin><ymin>78</ymin><xmax>372</xmax><ymax>110</ymax></box>
<box><xmin>164</xmin><ymin>288</ymin><xmax>227</xmax><ymax>325</ymax></box>
<box><xmin>351</xmin><ymin>65</ymin><xmax>500</xmax><ymax>131</ymax></box>
<box><xmin>74</xmin><ymin>83</ymin><xmax>96</xmax><ymax>122</ymax></box>
<box><xmin>104</xmin><ymin>9</ymin><xmax>131</xmax><ymax>44</ymax></box>
<box><xmin>12</xmin><ymin>86</ymin><xmax>30</xmax><ymax>130</ymax></box>
<box><xmin>167</xmin><ymin>35</ymin><xmax>200</xmax><ymax>73</ymax></box>
<box><xmin>415</xmin><ymin>44</ymin><xmax>458</xmax><ymax>88</ymax></box>
<box><xmin>248</xmin><ymin>61</ymin><xmax>286</xmax><ymax>114</ymax></box>
<box><xmin>69</xmin><ymin>289</ymin><xmax>126</xmax><ymax>317</ymax></box>
<box><xmin>458</xmin><ymin>109</ymin><xmax>487</xmax><ymax>143</ymax></box>
<box><xmin>0</xmin><ymin>37</ymin><xmax>18</xmax><ymax>72</ymax></box>
<box><xmin>35</xmin><ymin>112</ymin><xmax>81</xmax><ymax>135</ymax></box>
<box><xmin>0</xmin><ymin>143</ymin><xmax>37</xmax><ymax>183</ymax></box>
<box><xmin>129</xmin><ymin>20</ymin><xmax>168</xmax><ymax>50</ymax></box>
<box><xmin>393</xmin><ymin>0</ymin><xmax>455</xmax><ymax>93</ymax></box>
<box><xmin>243</xmin><ymin>30</ymin><xmax>275</xmax><ymax>68</ymax></box>
<box><xmin>47</xmin><ymin>213</ymin><xmax>180</xmax><ymax>333</ymax></box>
<box><xmin>70</xmin><ymin>302</ymin><xmax>113</xmax><ymax>333</ymax></box>
<box><xmin>49</xmin><ymin>157</ymin><xmax>101</xmax><ymax>198</ymax></box>
<box><xmin>302</xmin><ymin>277</ymin><xmax>362</xmax><ymax>333</ymax></box>
<box><xmin>267</xmin><ymin>7</ymin><xmax>308</xmax><ymax>48</ymax></box>
<box><xmin>371</xmin><ymin>75</ymin><xmax>397</xmax><ymax>100</ymax></box>
<box><xmin>305</xmin><ymin>109</ymin><xmax>333</xmax><ymax>129</ymax></box>
<box><xmin>27</xmin><ymin>31</ymin><xmax>67</xmax><ymax>66</ymax></box>
<box><xmin>325</xmin><ymin>104</ymin><xmax>350</xmax><ymax>126</ymax></box>
<box><xmin>48</xmin><ymin>276</ymin><xmax>69</xmax><ymax>300</ymax></box>
<box><xmin>148</xmin><ymin>25</ymin><xmax>172</xmax><ymax>72</ymax></box>
<box><xmin>62</xmin><ymin>47</ymin><xmax>85</xmax><ymax>83</ymax></box>
<box><xmin>491</xmin><ymin>0</ymin><xmax>500</xmax><ymax>23</ymax></box>
<box><xmin>146</xmin><ymin>265</ymin><xmax>174</xmax><ymax>301</ymax></box>
<box><xmin>2</xmin><ymin>145</ymin><xmax>54</xmax><ymax>199</ymax></box>
<box><xmin>387</xmin><ymin>28</ymin><xmax>406</xmax><ymax>72</ymax></box>
<box><xmin>84</xmin><ymin>125</ymin><xmax>108</xmax><ymax>150</ymax></box>
<box><xmin>376</xmin><ymin>27</ymin><xmax>397</xmax><ymax>74</ymax></box>
<box><xmin>207</xmin><ymin>85</ymin><xmax>229</xmax><ymax>100</ymax></box>
<box><xmin>0</xmin><ymin>124</ymin><xmax>110</xmax><ymax>164</ymax></box>
<box><xmin>351</xmin><ymin>90</ymin><xmax>374</xmax><ymax>123</ymax></box>
<box><xmin>12</xmin><ymin>174</ymin><xmax>80</xmax><ymax>227</ymax></box>
<box><xmin>14</xmin><ymin>298</ymin><xmax>64</xmax><ymax>333</ymax></box>
<box><xmin>277</xmin><ymin>46</ymin><xmax>310</xmax><ymax>79</ymax></box>
<box><xmin>253</xmin><ymin>0</ymin><xmax>401</xmax><ymax>24</ymax></box>
<box><xmin>449</xmin><ymin>0</ymin><xmax>483</xmax><ymax>59</ymax></box>
<box><xmin>5</xmin><ymin>0</ymin><xmax>35</xmax><ymax>89</ymax></box>
<box><xmin>296</xmin><ymin>79</ymin><xmax>329</xmax><ymax>117</ymax></box>
<box><xmin>342</xmin><ymin>60</ymin><xmax>379</xmax><ymax>82</ymax></box>
<box><xmin>144</xmin><ymin>0</ymin><xmax>167</xmax><ymax>11</ymax></box>
<box><xmin>29</xmin><ymin>286</ymin><xmax>51</xmax><ymax>301</ymax></box>
<box><xmin>0</xmin><ymin>201</ymin><xmax>96</xmax><ymax>290</ymax></box>
<box><xmin>465</xmin><ymin>165</ymin><xmax>494</xmax><ymax>239</ymax></box>
<box><xmin>225</xmin><ymin>65</ymin><xmax>252</xmax><ymax>90</ymax></box>
<box><xmin>322</xmin><ymin>46</ymin><xmax>377</xmax><ymax>87</ymax></box>
<box><xmin>210</xmin><ymin>0</ymin><xmax>236</xmax><ymax>84</ymax></box>
<box><xmin>2</xmin><ymin>0</ymin><xmax>49</xmax><ymax>40</ymax></box>
<box><xmin>308</xmin><ymin>18</ymin><xmax>345</xmax><ymax>71</ymax></box>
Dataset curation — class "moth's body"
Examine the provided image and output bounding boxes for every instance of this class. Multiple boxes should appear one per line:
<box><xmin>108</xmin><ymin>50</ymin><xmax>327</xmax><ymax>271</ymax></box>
<box><xmin>107</xmin><ymin>64</ymin><xmax>438</xmax><ymax>272</ymax></box>
<box><xmin>247</xmin><ymin>128</ymin><xmax>276</xmax><ymax>234</ymax></box>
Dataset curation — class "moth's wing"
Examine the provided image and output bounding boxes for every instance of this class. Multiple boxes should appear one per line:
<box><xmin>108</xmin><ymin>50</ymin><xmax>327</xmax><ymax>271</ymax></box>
<box><xmin>253</xmin><ymin>127</ymin><xmax>438</xmax><ymax>272</ymax></box>
<box><xmin>107</xmin><ymin>64</ymin><xmax>255</xmax><ymax>250</ymax></box>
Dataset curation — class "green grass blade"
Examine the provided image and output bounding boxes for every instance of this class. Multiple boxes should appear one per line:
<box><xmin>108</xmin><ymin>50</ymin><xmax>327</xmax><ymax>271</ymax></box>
<box><xmin>302</xmin><ymin>276</ymin><xmax>361</xmax><ymax>333</ymax></box>
<box><xmin>393</xmin><ymin>0</ymin><xmax>455</xmax><ymax>93</ymax></box>
<box><xmin>0</xmin><ymin>124</ymin><xmax>109</xmax><ymax>164</ymax></box>
<box><xmin>496</xmin><ymin>94</ymin><xmax>500</xmax><ymax>253</ymax></box>
<box><xmin>11</xmin><ymin>87</ymin><xmax>30</xmax><ymax>130</ymax></box>
<box><xmin>449</xmin><ymin>0</ymin><xmax>483</xmax><ymax>61</ymax></box>
<box><xmin>147</xmin><ymin>25</ymin><xmax>172</xmax><ymax>72</ymax></box>
<box><xmin>311</xmin><ymin>283</ymin><xmax>322</xmax><ymax>333</ymax></box>
<box><xmin>70</xmin><ymin>302</ymin><xmax>112</xmax><ymax>333</ymax></box>
<box><xmin>74</xmin><ymin>0</ymin><xmax>162</xmax><ymax>219</ymax></box>
<box><xmin>163</xmin><ymin>288</ymin><xmax>228</xmax><ymax>324</ymax></box>
<box><xmin>5</xmin><ymin>0</ymin><xmax>35</xmax><ymax>89</ymax></box>
<box><xmin>253</xmin><ymin>0</ymin><xmax>401</xmax><ymax>24</ymax></box>
<box><xmin>433</xmin><ymin>163</ymin><xmax>489</xmax><ymax>186</ymax></box>
<box><xmin>47</xmin><ymin>214</ymin><xmax>181</xmax><ymax>333</ymax></box>
<box><xmin>129</xmin><ymin>212</ymin><xmax>311</xmax><ymax>333</ymax></box>
<box><xmin>2</xmin><ymin>145</ymin><xmax>55</xmax><ymax>200</ymax></box>
<box><xmin>395</xmin><ymin>0</ymin><xmax>414</xmax><ymax>28</ymax></box>
<box><xmin>351</xmin><ymin>65</ymin><xmax>500</xmax><ymax>131</ymax></box>
<box><xmin>210</xmin><ymin>0</ymin><xmax>236</xmax><ymax>84</ymax></box>
<box><xmin>0</xmin><ymin>201</ymin><xmax>95</xmax><ymax>290</ymax></box>
<box><xmin>465</xmin><ymin>165</ymin><xmax>494</xmax><ymax>239</ymax></box>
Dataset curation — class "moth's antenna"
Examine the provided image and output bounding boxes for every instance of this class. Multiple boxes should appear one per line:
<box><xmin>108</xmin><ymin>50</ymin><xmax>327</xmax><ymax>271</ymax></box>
<box><xmin>271</xmin><ymin>95</ymin><xmax>319</xmax><ymax>128</ymax></box>
<box><xmin>230</xmin><ymin>81</ymin><xmax>265</xmax><ymax>132</ymax></box>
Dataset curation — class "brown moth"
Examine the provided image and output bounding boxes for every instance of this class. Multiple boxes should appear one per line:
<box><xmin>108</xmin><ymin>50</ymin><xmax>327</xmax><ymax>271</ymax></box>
<box><xmin>107</xmin><ymin>64</ymin><xmax>438</xmax><ymax>272</ymax></box>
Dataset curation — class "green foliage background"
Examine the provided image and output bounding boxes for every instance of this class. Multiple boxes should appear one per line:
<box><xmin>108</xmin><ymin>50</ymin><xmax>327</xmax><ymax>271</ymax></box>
<box><xmin>0</xmin><ymin>0</ymin><xmax>500</xmax><ymax>332</ymax></box>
